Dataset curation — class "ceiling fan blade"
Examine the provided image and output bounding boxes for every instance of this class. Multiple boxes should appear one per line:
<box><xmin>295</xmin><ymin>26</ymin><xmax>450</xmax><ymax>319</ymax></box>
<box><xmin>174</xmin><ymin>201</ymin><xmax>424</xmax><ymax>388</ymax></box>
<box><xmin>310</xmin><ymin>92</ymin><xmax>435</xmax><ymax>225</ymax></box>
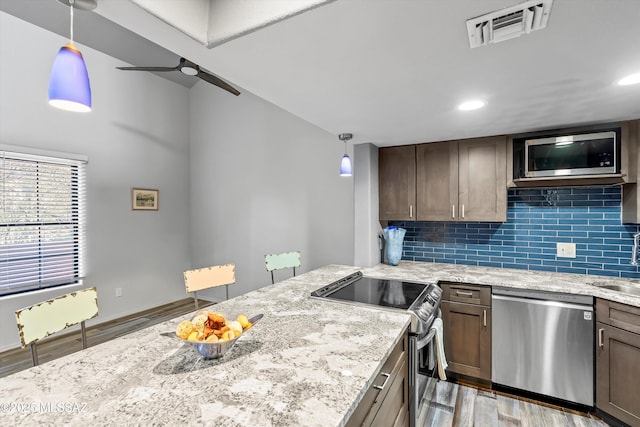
<box><xmin>197</xmin><ymin>70</ymin><xmax>241</xmax><ymax>96</ymax></box>
<box><xmin>116</xmin><ymin>66</ymin><xmax>179</xmax><ymax>72</ymax></box>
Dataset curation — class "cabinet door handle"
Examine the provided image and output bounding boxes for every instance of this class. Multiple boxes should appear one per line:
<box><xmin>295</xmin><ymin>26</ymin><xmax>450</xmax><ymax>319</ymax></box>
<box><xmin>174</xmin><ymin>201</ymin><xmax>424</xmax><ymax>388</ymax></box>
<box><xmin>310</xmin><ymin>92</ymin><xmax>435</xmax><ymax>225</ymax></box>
<box><xmin>373</xmin><ymin>372</ymin><xmax>391</xmax><ymax>390</ymax></box>
<box><xmin>409</xmin><ymin>205</ymin><xmax>413</xmax><ymax>218</ymax></box>
<box><xmin>452</xmin><ymin>205</ymin><xmax>456</xmax><ymax>219</ymax></box>
<box><xmin>598</xmin><ymin>328</ymin><xmax>604</xmax><ymax>348</ymax></box>
<box><xmin>456</xmin><ymin>290</ymin><xmax>473</xmax><ymax>297</ymax></box>
<box><xmin>461</xmin><ymin>204</ymin><xmax>465</xmax><ymax>219</ymax></box>
<box><xmin>483</xmin><ymin>309</ymin><xmax>487</xmax><ymax>327</ymax></box>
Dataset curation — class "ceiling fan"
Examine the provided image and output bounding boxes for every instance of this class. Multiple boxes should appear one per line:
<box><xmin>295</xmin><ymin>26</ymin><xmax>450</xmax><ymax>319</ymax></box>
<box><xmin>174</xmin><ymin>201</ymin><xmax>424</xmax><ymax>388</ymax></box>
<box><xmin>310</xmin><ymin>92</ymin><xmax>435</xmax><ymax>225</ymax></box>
<box><xmin>116</xmin><ymin>58</ymin><xmax>240</xmax><ymax>96</ymax></box>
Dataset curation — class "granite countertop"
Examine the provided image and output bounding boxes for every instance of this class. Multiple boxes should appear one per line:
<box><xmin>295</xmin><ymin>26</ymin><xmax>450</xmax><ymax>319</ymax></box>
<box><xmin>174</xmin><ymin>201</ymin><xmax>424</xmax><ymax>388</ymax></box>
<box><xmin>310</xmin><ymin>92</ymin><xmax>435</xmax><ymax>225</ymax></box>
<box><xmin>3</xmin><ymin>262</ymin><xmax>638</xmax><ymax>426</ymax></box>
<box><xmin>360</xmin><ymin>261</ymin><xmax>640</xmax><ymax>309</ymax></box>
<box><xmin>0</xmin><ymin>265</ymin><xmax>411</xmax><ymax>427</ymax></box>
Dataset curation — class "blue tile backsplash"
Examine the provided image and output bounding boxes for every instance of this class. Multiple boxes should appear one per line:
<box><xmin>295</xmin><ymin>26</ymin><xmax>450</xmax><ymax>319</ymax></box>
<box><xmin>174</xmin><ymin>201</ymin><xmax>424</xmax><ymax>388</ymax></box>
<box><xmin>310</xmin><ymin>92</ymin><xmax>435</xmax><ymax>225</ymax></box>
<box><xmin>390</xmin><ymin>186</ymin><xmax>640</xmax><ymax>279</ymax></box>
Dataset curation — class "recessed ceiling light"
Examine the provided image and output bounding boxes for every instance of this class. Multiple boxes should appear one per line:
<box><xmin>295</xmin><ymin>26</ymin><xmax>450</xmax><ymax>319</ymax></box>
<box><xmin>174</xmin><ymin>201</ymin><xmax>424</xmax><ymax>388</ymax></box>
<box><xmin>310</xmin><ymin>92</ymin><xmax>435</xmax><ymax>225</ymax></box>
<box><xmin>458</xmin><ymin>100</ymin><xmax>485</xmax><ymax>111</ymax></box>
<box><xmin>616</xmin><ymin>73</ymin><xmax>640</xmax><ymax>86</ymax></box>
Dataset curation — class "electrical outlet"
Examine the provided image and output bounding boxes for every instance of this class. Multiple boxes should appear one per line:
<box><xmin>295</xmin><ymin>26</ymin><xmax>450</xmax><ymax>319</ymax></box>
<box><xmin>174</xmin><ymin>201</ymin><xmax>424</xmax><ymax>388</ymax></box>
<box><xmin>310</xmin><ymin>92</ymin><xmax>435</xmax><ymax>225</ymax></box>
<box><xmin>556</xmin><ymin>242</ymin><xmax>576</xmax><ymax>258</ymax></box>
<box><xmin>115</xmin><ymin>287</ymin><xmax>123</xmax><ymax>297</ymax></box>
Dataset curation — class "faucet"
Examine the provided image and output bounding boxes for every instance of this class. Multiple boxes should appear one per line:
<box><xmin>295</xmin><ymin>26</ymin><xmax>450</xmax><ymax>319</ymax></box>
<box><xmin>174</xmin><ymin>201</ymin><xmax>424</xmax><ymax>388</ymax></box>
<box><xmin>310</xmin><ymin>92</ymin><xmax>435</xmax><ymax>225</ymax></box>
<box><xmin>632</xmin><ymin>233</ymin><xmax>640</xmax><ymax>265</ymax></box>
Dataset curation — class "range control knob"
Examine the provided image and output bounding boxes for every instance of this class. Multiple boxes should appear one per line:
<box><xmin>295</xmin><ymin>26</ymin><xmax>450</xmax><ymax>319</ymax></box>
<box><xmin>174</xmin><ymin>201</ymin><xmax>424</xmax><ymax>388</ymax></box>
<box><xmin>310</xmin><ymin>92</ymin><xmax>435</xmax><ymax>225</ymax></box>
<box><xmin>417</xmin><ymin>303</ymin><xmax>433</xmax><ymax>319</ymax></box>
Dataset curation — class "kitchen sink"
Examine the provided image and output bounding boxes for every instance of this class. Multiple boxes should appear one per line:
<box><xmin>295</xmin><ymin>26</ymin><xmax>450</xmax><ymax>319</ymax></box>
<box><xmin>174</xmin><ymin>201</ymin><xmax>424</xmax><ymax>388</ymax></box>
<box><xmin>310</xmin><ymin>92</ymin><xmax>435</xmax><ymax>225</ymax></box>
<box><xmin>592</xmin><ymin>282</ymin><xmax>640</xmax><ymax>297</ymax></box>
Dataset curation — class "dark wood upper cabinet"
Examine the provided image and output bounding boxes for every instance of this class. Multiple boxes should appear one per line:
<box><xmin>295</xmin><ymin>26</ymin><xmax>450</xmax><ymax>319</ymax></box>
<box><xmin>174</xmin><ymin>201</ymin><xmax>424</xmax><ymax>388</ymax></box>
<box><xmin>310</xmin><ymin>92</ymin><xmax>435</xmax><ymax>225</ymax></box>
<box><xmin>379</xmin><ymin>145</ymin><xmax>416</xmax><ymax>221</ymax></box>
<box><xmin>621</xmin><ymin>119</ymin><xmax>640</xmax><ymax>223</ymax></box>
<box><xmin>379</xmin><ymin>136</ymin><xmax>506</xmax><ymax>222</ymax></box>
<box><xmin>417</xmin><ymin>136</ymin><xmax>507</xmax><ymax>222</ymax></box>
<box><xmin>415</xmin><ymin>141</ymin><xmax>457</xmax><ymax>221</ymax></box>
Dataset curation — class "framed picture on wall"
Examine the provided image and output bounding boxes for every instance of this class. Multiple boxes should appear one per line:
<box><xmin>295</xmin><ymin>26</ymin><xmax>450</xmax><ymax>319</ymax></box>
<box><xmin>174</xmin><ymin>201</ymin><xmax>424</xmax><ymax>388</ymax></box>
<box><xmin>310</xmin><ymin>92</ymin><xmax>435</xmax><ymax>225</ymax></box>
<box><xmin>132</xmin><ymin>188</ymin><xmax>159</xmax><ymax>210</ymax></box>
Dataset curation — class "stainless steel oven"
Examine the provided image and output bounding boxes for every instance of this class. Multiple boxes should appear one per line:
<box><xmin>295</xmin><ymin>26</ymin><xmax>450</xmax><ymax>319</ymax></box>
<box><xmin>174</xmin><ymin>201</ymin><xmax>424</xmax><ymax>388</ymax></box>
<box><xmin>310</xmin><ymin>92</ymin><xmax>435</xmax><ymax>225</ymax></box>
<box><xmin>409</xmin><ymin>314</ymin><xmax>441</xmax><ymax>425</ymax></box>
<box><xmin>311</xmin><ymin>272</ymin><xmax>442</xmax><ymax>427</ymax></box>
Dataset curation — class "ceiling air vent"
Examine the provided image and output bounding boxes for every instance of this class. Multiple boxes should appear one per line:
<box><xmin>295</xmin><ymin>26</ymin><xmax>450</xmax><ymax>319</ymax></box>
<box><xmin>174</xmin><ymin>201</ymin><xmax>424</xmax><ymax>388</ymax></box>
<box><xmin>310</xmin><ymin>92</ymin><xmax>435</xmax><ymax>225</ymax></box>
<box><xmin>466</xmin><ymin>0</ymin><xmax>553</xmax><ymax>48</ymax></box>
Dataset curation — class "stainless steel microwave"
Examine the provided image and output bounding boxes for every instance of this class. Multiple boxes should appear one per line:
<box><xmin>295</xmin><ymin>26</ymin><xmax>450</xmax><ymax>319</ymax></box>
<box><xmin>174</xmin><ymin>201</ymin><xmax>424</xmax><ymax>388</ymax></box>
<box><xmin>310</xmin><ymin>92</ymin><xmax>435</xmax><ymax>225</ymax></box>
<box><xmin>524</xmin><ymin>131</ymin><xmax>617</xmax><ymax>178</ymax></box>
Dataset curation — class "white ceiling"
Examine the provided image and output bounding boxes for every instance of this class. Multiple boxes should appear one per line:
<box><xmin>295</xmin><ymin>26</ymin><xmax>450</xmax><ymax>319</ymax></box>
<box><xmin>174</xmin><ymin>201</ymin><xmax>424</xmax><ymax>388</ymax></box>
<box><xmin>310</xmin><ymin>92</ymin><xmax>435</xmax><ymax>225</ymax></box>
<box><xmin>129</xmin><ymin>0</ymin><xmax>336</xmax><ymax>48</ymax></box>
<box><xmin>4</xmin><ymin>0</ymin><xmax>640</xmax><ymax>147</ymax></box>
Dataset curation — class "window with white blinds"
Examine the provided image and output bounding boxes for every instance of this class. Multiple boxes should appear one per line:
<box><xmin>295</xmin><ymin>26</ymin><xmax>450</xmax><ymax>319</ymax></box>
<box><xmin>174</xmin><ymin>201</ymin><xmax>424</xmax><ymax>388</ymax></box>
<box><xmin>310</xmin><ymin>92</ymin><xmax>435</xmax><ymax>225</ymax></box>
<box><xmin>0</xmin><ymin>150</ymin><xmax>86</xmax><ymax>296</ymax></box>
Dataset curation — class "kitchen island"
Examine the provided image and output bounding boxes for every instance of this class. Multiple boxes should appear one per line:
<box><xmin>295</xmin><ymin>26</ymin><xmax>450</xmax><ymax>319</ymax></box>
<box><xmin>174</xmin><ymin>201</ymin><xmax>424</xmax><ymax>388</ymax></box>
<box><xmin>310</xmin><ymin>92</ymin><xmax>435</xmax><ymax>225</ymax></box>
<box><xmin>0</xmin><ymin>265</ymin><xmax>410</xmax><ymax>427</ymax></box>
<box><xmin>3</xmin><ymin>260</ymin><xmax>639</xmax><ymax>426</ymax></box>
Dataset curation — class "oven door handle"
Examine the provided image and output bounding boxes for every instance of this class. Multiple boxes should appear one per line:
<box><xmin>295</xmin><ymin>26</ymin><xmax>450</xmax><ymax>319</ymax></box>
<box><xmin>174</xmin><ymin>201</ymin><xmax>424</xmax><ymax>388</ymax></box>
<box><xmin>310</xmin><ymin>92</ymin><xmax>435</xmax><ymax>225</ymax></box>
<box><xmin>416</xmin><ymin>327</ymin><xmax>437</xmax><ymax>349</ymax></box>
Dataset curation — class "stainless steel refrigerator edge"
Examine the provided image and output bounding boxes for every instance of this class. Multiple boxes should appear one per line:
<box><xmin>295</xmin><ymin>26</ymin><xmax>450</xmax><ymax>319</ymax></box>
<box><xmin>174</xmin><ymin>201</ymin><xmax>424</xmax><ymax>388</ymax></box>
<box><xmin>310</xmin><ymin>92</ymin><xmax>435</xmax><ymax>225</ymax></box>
<box><xmin>491</xmin><ymin>287</ymin><xmax>594</xmax><ymax>406</ymax></box>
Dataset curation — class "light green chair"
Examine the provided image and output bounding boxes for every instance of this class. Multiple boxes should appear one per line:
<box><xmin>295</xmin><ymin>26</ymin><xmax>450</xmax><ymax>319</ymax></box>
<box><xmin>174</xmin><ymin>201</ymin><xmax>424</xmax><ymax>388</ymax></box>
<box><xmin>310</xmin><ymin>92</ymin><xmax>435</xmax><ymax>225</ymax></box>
<box><xmin>15</xmin><ymin>287</ymin><xmax>99</xmax><ymax>366</ymax></box>
<box><xmin>265</xmin><ymin>251</ymin><xmax>301</xmax><ymax>284</ymax></box>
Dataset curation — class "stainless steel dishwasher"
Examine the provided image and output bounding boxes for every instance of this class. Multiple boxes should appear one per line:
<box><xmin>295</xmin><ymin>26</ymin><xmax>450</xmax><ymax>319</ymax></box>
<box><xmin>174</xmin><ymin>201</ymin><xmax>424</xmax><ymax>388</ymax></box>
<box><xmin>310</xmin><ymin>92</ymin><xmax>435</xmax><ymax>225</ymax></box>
<box><xmin>492</xmin><ymin>287</ymin><xmax>594</xmax><ymax>406</ymax></box>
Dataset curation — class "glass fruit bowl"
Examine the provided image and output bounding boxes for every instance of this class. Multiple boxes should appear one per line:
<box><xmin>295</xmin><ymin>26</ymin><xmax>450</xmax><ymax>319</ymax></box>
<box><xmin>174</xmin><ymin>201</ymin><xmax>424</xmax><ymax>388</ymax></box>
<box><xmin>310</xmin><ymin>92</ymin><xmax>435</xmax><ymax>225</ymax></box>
<box><xmin>176</xmin><ymin>313</ymin><xmax>263</xmax><ymax>359</ymax></box>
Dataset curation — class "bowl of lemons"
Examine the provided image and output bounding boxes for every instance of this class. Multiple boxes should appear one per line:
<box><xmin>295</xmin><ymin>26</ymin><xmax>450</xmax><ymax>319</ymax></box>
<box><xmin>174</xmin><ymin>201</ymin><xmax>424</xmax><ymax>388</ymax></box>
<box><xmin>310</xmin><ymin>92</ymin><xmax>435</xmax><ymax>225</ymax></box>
<box><xmin>175</xmin><ymin>310</ymin><xmax>262</xmax><ymax>359</ymax></box>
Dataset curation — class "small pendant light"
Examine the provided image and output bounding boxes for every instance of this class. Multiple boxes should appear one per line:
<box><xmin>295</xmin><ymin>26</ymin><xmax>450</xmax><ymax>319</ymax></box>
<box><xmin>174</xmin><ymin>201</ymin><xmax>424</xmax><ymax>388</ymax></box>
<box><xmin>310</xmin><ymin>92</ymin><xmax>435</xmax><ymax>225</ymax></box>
<box><xmin>48</xmin><ymin>0</ymin><xmax>95</xmax><ymax>112</ymax></box>
<box><xmin>339</xmin><ymin>133</ymin><xmax>353</xmax><ymax>177</ymax></box>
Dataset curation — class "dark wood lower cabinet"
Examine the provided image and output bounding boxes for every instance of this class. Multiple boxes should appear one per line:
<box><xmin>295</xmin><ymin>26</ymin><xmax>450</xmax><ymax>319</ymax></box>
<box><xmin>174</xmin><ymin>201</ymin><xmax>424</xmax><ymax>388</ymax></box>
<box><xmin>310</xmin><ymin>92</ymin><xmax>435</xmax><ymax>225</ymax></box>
<box><xmin>347</xmin><ymin>332</ymin><xmax>409</xmax><ymax>427</ymax></box>
<box><xmin>441</xmin><ymin>299</ymin><xmax>491</xmax><ymax>381</ymax></box>
<box><xmin>369</xmin><ymin>357</ymin><xmax>408</xmax><ymax>427</ymax></box>
<box><xmin>596</xmin><ymin>299</ymin><xmax>640</xmax><ymax>427</ymax></box>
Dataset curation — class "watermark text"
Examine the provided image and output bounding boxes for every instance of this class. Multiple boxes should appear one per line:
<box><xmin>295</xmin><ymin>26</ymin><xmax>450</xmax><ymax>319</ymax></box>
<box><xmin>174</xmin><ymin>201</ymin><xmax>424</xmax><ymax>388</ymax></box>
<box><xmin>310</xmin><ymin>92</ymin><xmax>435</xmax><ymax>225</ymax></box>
<box><xmin>0</xmin><ymin>401</ymin><xmax>87</xmax><ymax>414</ymax></box>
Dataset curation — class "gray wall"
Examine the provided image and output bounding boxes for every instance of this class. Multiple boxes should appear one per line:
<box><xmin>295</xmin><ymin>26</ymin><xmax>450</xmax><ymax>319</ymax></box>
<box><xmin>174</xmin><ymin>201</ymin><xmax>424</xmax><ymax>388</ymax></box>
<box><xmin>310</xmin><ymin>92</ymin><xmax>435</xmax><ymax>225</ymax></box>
<box><xmin>354</xmin><ymin>143</ymin><xmax>381</xmax><ymax>267</ymax></box>
<box><xmin>0</xmin><ymin>12</ymin><xmax>191</xmax><ymax>351</ymax></box>
<box><xmin>0</xmin><ymin>11</ymin><xmax>356</xmax><ymax>350</ymax></box>
<box><xmin>188</xmin><ymin>81</ymin><xmax>354</xmax><ymax>299</ymax></box>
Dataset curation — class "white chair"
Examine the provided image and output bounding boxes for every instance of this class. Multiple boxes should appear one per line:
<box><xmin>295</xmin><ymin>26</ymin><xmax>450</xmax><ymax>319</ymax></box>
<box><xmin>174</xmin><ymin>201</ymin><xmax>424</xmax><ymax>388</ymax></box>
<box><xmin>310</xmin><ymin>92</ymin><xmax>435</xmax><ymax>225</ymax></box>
<box><xmin>183</xmin><ymin>263</ymin><xmax>235</xmax><ymax>309</ymax></box>
<box><xmin>265</xmin><ymin>251</ymin><xmax>301</xmax><ymax>284</ymax></box>
<box><xmin>15</xmin><ymin>287</ymin><xmax>99</xmax><ymax>366</ymax></box>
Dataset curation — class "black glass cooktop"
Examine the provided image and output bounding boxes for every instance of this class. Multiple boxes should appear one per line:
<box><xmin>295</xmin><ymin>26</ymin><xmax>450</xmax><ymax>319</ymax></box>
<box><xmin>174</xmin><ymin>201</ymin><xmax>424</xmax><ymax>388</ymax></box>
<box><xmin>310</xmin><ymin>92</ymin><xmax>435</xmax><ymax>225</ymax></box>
<box><xmin>311</xmin><ymin>272</ymin><xmax>428</xmax><ymax>310</ymax></box>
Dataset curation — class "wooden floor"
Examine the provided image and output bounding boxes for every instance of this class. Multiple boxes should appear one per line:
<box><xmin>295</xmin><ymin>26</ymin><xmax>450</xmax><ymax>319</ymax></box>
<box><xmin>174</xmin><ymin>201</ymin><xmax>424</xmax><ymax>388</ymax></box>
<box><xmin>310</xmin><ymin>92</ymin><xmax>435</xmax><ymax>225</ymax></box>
<box><xmin>420</xmin><ymin>379</ymin><xmax>610</xmax><ymax>427</ymax></box>
<box><xmin>0</xmin><ymin>301</ymin><xmax>611</xmax><ymax>427</ymax></box>
<box><xmin>0</xmin><ymin>298</ymin><xmax>211</xmax><ymax>378</ymax></box>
